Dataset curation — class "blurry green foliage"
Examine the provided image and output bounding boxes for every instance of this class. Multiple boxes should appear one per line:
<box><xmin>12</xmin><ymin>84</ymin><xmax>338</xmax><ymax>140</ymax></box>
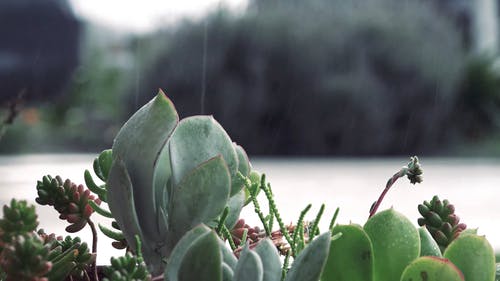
<box><xmin>2</xmin><ymin>0</ymin><xmax>500</xmax><ymax>155</ymax></box>
<box><xmin>130</xmin><ymin>0</ymin><xmax>467</xmax><ymax>155</ymax></box>
<box><xmin>0</xmin><ymin>25</ymin><xmax>131</xmax><ymax>153</ymax></box>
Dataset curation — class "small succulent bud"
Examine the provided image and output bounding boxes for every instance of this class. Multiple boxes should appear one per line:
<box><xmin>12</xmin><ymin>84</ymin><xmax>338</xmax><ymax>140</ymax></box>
<box><xmin>417</xmin><ymin>196</ymin><xmax>466</xmax><ymax>251</ymax></box>
<box><xmin>417</xmin><ymin>204</ymin><xmax>430</xmax><ymax>216</ymax></box>
<box><xmin>0</xmin><ymin>199</ymin><xmax>38</xmax><ymax>250</ymax></box>
<box><xmin>36</xmin><ymin>175</ymin><xmax>101</xmax><ymax>232</ymax></box>
<box><xmin>442</xmin><ymin>222</ymin><xmax>453</xmax><ymax>237</ymax></box>
<box><xmin>0</xmin><ymin>233</ymin><xmax>52</xmax><ymax>281</ymax></box>
<box><xmin>406</xmin><ymin>156</ymin><xmax>423</xmax><ymax>184</ymax></box>
<box><xmin>427</xmin><ymin>211</ymin><xmax>443</xmax><ymax>228</ymax></box>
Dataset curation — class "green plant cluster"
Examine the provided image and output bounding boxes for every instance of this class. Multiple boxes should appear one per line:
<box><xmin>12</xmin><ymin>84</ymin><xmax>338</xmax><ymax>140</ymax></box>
<box><xmin>36</xmin><ymin>175</ymin><xmax>101</xmax><ymax>233</ymax></box>
<box><xmin>2</xmin><ymin>93</ymin><xmax>500</xmax><ymax>281</ymax></box>
<box><xmin>0</xmin><ymin>200</ymin><xmax>96</xmax><ymax>281</ymax></box>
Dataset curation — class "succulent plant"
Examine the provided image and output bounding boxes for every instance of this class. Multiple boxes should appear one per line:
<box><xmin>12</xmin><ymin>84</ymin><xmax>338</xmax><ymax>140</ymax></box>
<box><xmin>0</xmin><ymin>199</ymin><xmax>38</xmax><ymax>249</ymax></box>
<box><xmin>103</xmin><ymin>253</ymin><xmax>151</xmax><ymax>281</ymax></box>
<box><xmin>165</xmin><ymin>224</ymin><xmax>331</xmax><ymax>281</ymax></box>
<box><xmin>55</xmin><ymin>236</ymin><xmax>95</xmax><ymax>279</ymax></box>
<box><xmin>106</xmin><ymin>91</ymin><xmax>251</xmax><ymax>275</ymax></box>
<box><xmin>0</xmin><ymin>233</ymin><xmax>52</xmax><ymax>281</ymax></box>
<box><xmin>85</xmin><ymin>149</ymin><xmax>128</xmax><ymax>250</ymax></box>
<box><xmin>418</xmin><ymin>195</ymin><xmax>467</xmax><ymax>251</ymax></box>
<box><xmin>35</xmin><ymin>175</ymin><xmax>101</xmax><ymax>233</ymax></box>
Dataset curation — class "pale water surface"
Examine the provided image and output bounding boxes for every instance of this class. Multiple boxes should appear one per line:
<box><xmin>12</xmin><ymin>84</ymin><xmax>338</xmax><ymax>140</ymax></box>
<box><xmin>1</xmin><ymin>154</ymin><xmax>499</xmax><ymax>264</ymax></box>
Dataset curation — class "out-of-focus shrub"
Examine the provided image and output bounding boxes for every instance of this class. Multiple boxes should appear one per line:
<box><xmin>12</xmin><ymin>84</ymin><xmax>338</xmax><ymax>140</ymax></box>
<box><xmin>0</xmin><ymin>25</ymin><xmax>132</xmax><ymax>153</ymax></box>
<box><xmin>131</xmin><ymin>0</ymin><xmax>466</xmax><ymax>155</ymax></box>
<box><xmin>453</xmin><ymin>55</ymin><xmax>500</xmax><ymax>140</ymax></box>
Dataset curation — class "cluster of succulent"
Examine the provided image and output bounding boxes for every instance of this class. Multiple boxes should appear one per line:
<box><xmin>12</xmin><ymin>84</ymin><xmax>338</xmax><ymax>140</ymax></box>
<box><xmin>36</xmin><ymin>175</ymin><xmax>101</xmax><ymax>233</ymax></box>
<box><xmin>2</xmin><ymin>92</ymin><xmax>500</xmax><ymax>281</ymax></box>
<box><xmin>0</xmin><ymin>200</ymin><xmax>97</xmax><ymax>281</ymax></box>
<box><xmin>0</xmin><ymin>199</ymin><xmax>38</xmax><ymax>250</ymax></box>
<box><xmin>418</xmin><ymin>195</ymin><xmax>467</xmax><ymax>250</ymax></box>
<box><xmin>0</xmin><ymin>233</ymin><xmax>52</xmax><ymax>281</ymax></box>
<box><xmin>319</xmin><ymin>165</ymin><xmax>496</xmax><ymax>281</ymax></box>
<box><xmin>103</xmin><ymin>237</ymin><xmax>151</xmax><ymax>281</ymax></box>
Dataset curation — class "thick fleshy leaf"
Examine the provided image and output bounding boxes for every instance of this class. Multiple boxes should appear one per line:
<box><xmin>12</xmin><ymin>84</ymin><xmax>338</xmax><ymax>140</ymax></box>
<box><xmin>106</xmin><ymin>158</ymin><xmax>143</xmax><ymax>251</ymax></box>
<box><xmin>112</xmin><ymin>91</ymin><xmax>179</xmax><ymax>243</ymax></box>
<box><xmin>321</xmin><ymin>224</ymin><xmax>373</xmax><ymax>281</ymax></box>
<box><xmin>225</xmin><ymin>189</ymin><xmax>245</xmax><ymax>229</ymax></box>
<box><xmin>401</xmin><ymin>256</ymin><xmax>464</xmax><ymax>281</ymax></box>
<box><xmin>219</xmin><ymin>240</ymin><xmax>237</xmax><ymax>270</ymax></box>
<box><xmin>222</xmin><ymin>263</ymin><xmax>234</xmax><ymax>281</ymax></box>
<box><xmin>153</xmin><ymin>143</ymin><xmax>173</xmax><ymax>237</ymax></box>
<box><xmin>444</xmin><ymin>234</ymin><xmax>495</xmax><ymax>281</ymax></box>
<box><xmin>419</xmin><ymin>226</ymin><xmax>442</xmax><ymax>257</ymax></box>
<box><xmin>233</xmin><ymin>245</ymin><xmax>264</xmax><ymax>281</ymax></box>
<box><xmin>96</xmin><ymin>149</ymin><xmax>113</xmax><ymax>181</ymax></box>
<box><xmin>168</xmin><ymin>156</ymin><xmax>231</xmax><ymax>247</ymax></box>
<box><xmin>364</xmin><ymin>208</ymin><xmax>420</xmax><ymax>281</ymax></box>
<box><xmin>165</xmin><ymin>224</ymin><xmax>212</xmax><ymax>281</ymax></box>
<box><xmin>234</xmin><ymin>143</ymin><xmax>250</xmax><ymax>176</ymax></box>
<box><xmin>285</xmin><ymin>232</ymin><xmax>331</xmax><ymax>281</ymax></box>
<box><xmin>253</xmin><ymin>239</ymin><xmax>282</xmax><ymax>281</ymax></box>
<box><xmin>178</xmin><ymin>231</ymin><xmax>222</xmax><ymax>281</ymax></box>
<box><xmin>169</xmin><ymin>116</ymin><xmax>239</xmax><ymax>195</ymax></box>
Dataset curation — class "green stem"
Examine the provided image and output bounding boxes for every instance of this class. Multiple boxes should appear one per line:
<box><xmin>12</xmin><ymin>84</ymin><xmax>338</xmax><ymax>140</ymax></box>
<box><xmin>329</xmin><ymin>207</ymin><xmax>340</xmax><ymax>234</ymax></box>
<box><xmin>262</xmin><ymin>181</ymin><xmax>293</xmax><ymax>247</ymax></box>
<box><xmin>310</xmin><ymin>204</ymin><xmax>325</xmax><ymax>238</ymax></box>
<box><xmin>292</xmin><ymin>204</ymin><xmax>311</xmax><ymax>256</ymax></box>
<box><xmin>246</xmin><ymin>180</ymin><xmax>271</xmax><ymax>236</ymax></box>
<box><xmin>281</xmin><ymin>251</ymin><xmax>291</xmax><ymax>281</ymax></box>
<box><xmin>221</xmin><ymin>225</ymin><xmax>237</xmax><ymax>251</ymax></box>
<box><xmin>216</xmin><ymin>207</ymin><xmax>229</xmax><ymax>235</ymax></box>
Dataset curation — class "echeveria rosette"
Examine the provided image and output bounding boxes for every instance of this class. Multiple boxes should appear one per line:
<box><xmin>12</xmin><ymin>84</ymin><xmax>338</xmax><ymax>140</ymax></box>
<box><xmin>0</xmin><ymin>199</ymin><xmax>38</xmax><ymax>250</ymax></box>
<box><xmin>35</xmin><ymin>176</ymin><xmax>101</xmax><ymax>232</ymax></box>
<box><xmin>0</xmin><ymin>233</ymin><xmax>52</xmax><ymax>281</ymax></box>
<box><xmin>418</xmin><ymin>196</ymin><xmax>467</xmax><ymax>251</ymax></box>
<box><xmin>107</xmin><ymin>91</ymin><xmax>251</xmax><ymax>275</ymax></box>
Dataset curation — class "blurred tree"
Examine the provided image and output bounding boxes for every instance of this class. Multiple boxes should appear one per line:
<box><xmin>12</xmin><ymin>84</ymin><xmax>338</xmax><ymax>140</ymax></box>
<box><xmin>130</xmin><ymin>0</ymin><xmax>466</xmax><ymax>155</ymax></box>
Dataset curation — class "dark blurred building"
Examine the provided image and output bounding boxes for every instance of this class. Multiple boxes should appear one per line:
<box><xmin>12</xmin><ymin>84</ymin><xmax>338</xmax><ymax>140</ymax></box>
<box><xmin>0</xmin><ymin>0</ymin><xmax>80</xmax><ymax>103</ymax></box>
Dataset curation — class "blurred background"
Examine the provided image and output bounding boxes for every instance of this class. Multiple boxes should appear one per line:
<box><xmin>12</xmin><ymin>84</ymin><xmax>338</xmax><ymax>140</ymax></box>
<box><xmin>2</xmin><ymin>0</ymin><xmax>500</xmax><ymax>262</ymax></box>
<box><xmin>2</xmin><ymin>0</ymin><xmax>500</xmax><ymax>156</ymax></box>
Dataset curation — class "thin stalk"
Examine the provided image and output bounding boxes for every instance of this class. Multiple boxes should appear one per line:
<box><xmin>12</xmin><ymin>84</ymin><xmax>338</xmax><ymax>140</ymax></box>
<box><xmin>368</xmin><ymin>169</ymin><xmax>405</xmax><ymax>219</ymax></box>
<box><xmin>87</xmin><ymin>219</ymin><xmax>98</xmax><ymax>281</ymax></box>
<box><xmin>369</xmin><ymin>156</ymin><xmax>423</xmax><ymax>219</ymax></box>
<box><xmin>83</xmin><ymin>269</ymin><xmax>90</xmax><ymax>281</ymax></box>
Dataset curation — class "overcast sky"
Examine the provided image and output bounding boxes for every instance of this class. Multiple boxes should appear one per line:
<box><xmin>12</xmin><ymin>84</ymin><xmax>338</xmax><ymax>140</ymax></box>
<box><xmin>68</xmin><ymin>0</ymin><xmax>247</xmax><ymax>33</ymax></box>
